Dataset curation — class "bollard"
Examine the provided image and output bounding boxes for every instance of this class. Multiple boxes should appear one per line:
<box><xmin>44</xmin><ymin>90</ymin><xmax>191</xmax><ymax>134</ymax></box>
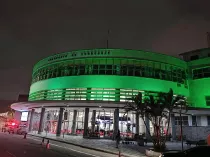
<box><xmin>46</xmin><ymin>139</ymin><xmax>50</xmax><ymax>149</ymax></box>
<box><xmin>23</xmin><ymin>133</ymin><xmax>27</xmax><ymax>139</ymax></box>
<box><xmin>41</xmin><ymin>137</ymin><xmax>45</xmax><ymax>145</ymax></box>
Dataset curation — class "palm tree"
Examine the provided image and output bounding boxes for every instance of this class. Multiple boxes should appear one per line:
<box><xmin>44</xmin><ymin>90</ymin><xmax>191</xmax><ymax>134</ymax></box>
<box><xmin>125</xmin><ymin>88</ymin><xmax>187</xmax><ymax>152</ymax></box>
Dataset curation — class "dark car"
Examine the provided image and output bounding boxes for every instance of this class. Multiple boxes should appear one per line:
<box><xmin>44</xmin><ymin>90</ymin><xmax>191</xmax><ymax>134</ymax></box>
<box><xmin>160</xmin><ymin>146</ymin><xmax>210</xmax><ymax>157</ymax></box>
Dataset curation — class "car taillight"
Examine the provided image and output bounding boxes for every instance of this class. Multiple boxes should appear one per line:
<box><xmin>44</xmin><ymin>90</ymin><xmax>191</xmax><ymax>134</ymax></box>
<box><xmin>12</xmin><ymin>123</ymin><xmax>15</xmax><ymax>126</ymax></box>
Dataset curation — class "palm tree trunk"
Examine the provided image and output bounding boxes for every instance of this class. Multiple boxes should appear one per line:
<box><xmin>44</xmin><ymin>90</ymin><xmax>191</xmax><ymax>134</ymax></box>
<box><xmin>164</xmin><ymin>112</ymin><xmax>171</xmax><ymax>143</ymax></box>
<box><xmin>140</xmin><ymin>116</ymin><xmax>155</xmax><ymax>144</ymax></box>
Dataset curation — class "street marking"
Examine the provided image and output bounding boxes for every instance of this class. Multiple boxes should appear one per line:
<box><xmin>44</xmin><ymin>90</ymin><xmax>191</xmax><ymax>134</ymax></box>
<box><xmin>28</xmin><ymin>137</ymin><xmax>99</xmax><ymax>157</ymax></box>
<box><xmin>6</xmin><ymin>151</ymin><xmax>16</xmax><ymax>157</ymax></box>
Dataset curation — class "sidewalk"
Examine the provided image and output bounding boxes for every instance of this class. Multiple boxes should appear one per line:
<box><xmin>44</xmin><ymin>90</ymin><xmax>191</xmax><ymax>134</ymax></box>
<box><xmin>28</xmin><ymin>132</ymin><xmax>147</xmax><ymax>157</ymax></box>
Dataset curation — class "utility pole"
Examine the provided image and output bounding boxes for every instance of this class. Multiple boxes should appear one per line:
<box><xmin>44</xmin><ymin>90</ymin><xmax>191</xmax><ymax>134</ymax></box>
<box><xmin>179</xmin><ymin>102</ymin><xmax>184</xmax><ymax>151</ymax></box>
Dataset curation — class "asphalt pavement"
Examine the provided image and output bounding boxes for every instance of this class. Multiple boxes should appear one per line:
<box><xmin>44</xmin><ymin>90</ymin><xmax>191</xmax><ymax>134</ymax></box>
<box><xmin>0</xmin><ymin>132</ymin><xmax>117</xmax><ymax>157</ymax></box>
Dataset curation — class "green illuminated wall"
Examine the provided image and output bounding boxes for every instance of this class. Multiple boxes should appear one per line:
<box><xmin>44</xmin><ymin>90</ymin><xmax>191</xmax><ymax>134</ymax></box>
<box><xmin>189</xmin><ymin>78</ymin><xmax>210</xmax><ymax>108</ymax></box>
<box><xmin>187</xmin><ymin>57</ymin><xmax>210</xmax><ymax>108</ymax></box>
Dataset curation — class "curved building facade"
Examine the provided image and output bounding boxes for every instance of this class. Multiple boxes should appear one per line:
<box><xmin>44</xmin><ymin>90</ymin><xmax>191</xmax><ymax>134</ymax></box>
<box><xmin>11</xmin><ymin>48</ymin><xmax>210</xmax><ymax>139</ymax></box>
<box><xmin>29</xmin><ymin>49</ymin><xmax>188</xmax><ymax>101</ymax></box>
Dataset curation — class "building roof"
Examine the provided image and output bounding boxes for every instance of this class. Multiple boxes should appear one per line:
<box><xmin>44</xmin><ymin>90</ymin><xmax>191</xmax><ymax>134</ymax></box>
<box><xmin>179</xmin><ymin>48</ymin><xmax>210</xmax><ymax>56</ymax></box>
<box><xmin>32</xmin><ymin>48</ymin><xmax>187</xmax><ymax>73</ymax></box>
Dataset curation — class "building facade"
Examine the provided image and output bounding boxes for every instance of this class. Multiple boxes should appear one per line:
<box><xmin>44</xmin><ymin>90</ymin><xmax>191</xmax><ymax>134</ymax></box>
<box><xmin>11</xmin><ymin>48</ymin><xmax>210</xmax><ymax>139</ymax></box>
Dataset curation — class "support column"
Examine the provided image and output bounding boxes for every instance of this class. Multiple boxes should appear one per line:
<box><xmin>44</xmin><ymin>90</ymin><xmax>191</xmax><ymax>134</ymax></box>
<box><xmin>114</xmin><ymin>108</ymin><xmax>119</xmax><ymax>138</ymax></box>
<box><xmin>29</xmin><ymin>109</ymin><xmax>35</xmax><ymax>132</ymax></box>
<box><xmin>56</xmin><ymin>108</ymin><xmax>64</xmax><ymax>137</ymax></box>
<box><xmin>71</xmin><ymin>110</ymin><xmax>77</xmax><ymax>134</ymax></box>
<box><xmin>91</xmin><ymin>110</ymin><xmax>96</xmax><ymax>132</ymax></box>
<box><xmin>135</xmin><ymin>112</ymin><xmax>140</xmax><ymax>135</ymax></box>
<box><xmin>145</xmin><ymin>116</ymin><xmax>150</xmax><ymax>139</ymax></box>
<box><xmin>83</xmin><ymin>108</ymin><xmax>89</xmax><ymax>137</ymax></box>
<box><xmin>139</xmin><ymin>117</ymin><xmax>145</xmax><ymax>134</ymax></box>
<box><xmin>38</xmin><ymin>108</ymin><xmax>45</xmax><ymax>134</ymax></box>
<box><xmin>171</xmin><ymin>114</ymin><xmax>176</xmax><ymax>140</ymax></box>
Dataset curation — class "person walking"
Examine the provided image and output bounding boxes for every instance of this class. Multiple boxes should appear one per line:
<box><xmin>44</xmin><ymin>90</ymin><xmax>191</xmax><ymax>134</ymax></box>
<box><xmin>116</xmin><ymin>129</ymin><xmax>121</xmax><ymax>148</ymax></box>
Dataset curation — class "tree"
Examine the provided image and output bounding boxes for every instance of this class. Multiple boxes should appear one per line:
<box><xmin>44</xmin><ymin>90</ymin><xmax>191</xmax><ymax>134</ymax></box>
<box><xmin>124</xmin><ymin>88</ymin><xmax>188</xmax><ymax>152</ymax></box>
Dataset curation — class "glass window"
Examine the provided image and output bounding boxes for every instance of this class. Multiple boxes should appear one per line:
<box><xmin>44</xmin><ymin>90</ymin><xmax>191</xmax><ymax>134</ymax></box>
<box><xmin>79</xmin><ymin>65</ymin><xmax>85</xmax><ymax>75</ymax></box>
<box><xmin>127</xmin><ymin>65</ymin><xmax>134</xmax><ymax>76</ymax></box>
<box><xmin>192</xmin><ymin>116</ymin><xmax>197</xmax><ymax>126</ymax></box>
<box><xmin>175</xmin><ymin>116</ymin><xmax>188</xmax><ymax>126</ymax></box>
<box><xmin>92</xmin><ymin>65</ymin><xmax>98</xmax><ymax>75</ymax></box>
<box><xmin>106</xmin><ymin>65</ymin><xmax>113</xmax><ymax>75</ymax></box>
<box><xmin>205</xmin><ymin>96</ymin><xmax>210</xmax><ymax>106</ymax></box>
<box><xmin>134</xmin><ymin>66</ymin><xmax>142</xmax><ymax>76</ymax></box>
<box><xmin>99</xmin><ymin>65</ymin><xmax>106</xmax><ymax>74</ymax></box>
<box><xmin>88</xmin><ymin>65</ymin><xmax>93</xmax><ymax>74</ymax></box>
<box><xmin>113</xmin><ymin>65</ymin><xmax>120</xmax><ymax>75</ymax></box>
<box><xmin>207</xmin><ymin>116</ymin><xmax>210</xmax><ymax>126</ymax></box>
<box><xmin>120</xmin><ymin>65</ymin><xmax>127</xmax><ymax>75</ymax></box>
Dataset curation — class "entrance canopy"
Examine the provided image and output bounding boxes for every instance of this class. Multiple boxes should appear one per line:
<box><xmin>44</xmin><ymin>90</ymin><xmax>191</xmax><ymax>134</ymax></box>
<box><xmin>11</xmin><ymin>100</ymin><xmax>126</xmax><ymax>111</ymax></box>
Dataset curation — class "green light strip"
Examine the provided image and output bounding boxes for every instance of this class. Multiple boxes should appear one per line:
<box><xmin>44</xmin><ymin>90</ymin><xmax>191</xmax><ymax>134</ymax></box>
<box><xmin>29</xmin><ymin>88</ymin><xmax>148</xmax><ymax>102</ymax></box>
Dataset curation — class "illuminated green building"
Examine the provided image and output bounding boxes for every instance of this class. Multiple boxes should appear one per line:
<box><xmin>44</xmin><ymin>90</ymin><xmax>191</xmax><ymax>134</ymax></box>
<box><xmin>11</xmin><ymin>48</ymin><xmax>210</xmax><ymax>138</ymax></box>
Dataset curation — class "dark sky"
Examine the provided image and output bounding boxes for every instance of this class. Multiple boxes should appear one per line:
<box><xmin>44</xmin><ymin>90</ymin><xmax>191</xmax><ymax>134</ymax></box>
<box><xmin>0</xmin><ymin>0</ymin><xmax>210</xmax><ymax>100</ymax></box>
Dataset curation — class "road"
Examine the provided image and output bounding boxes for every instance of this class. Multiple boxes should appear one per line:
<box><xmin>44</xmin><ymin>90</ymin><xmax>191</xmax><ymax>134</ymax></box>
<box><xmin>0</xmin><ymin>132</ymin><xmax>117</xmax><ymax>157</ymax></box>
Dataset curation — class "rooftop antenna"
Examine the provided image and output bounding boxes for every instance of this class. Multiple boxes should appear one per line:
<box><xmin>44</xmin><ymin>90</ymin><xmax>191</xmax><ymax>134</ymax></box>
<box><xmin>207</xmin><ymin>32</ymin><xmax>210</xmax><ymax>48</ymax></box>
<box><xmin>106</xmin><ymin>29</ymin><xmax>110</xmax><ymax>49</ymax></box>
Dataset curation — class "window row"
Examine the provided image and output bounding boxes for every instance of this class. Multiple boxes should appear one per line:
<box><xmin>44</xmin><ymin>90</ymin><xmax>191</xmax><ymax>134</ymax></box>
<box><xmin>32</xmin><ymin>64</ymin><xmax>187</xmax><ymax>84</ymax></box>
<box><xmin>192</xmin><ymin>67</ymin><xmax>210</xmax><ymax>79</ymax></box>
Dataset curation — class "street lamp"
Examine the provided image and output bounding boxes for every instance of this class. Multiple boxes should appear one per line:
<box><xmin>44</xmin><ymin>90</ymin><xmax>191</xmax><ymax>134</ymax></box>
<box><xmin>179</xmin><ymin>106</ymin><xmax>183</xmax><ymax>151</ymax></box>
<box><xmin>176</xmin><ymin>99</ymin><xmax>187</xmax><ymax>151</ymax></box>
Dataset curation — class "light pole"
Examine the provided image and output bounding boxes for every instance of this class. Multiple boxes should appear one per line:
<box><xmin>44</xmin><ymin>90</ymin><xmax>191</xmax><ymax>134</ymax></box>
<box><xmin>180</xmin><ymin>108</ymin><xmax>183</xmax><ymax>151</ymax></box>
<box><xmin>178</xmin><ymin>100</ymin><xmax>185</xmax><ymax>151</ymax></box>
<box><xmin>103</xmin><ymin>109</ymin><xmax>105</xmax><ymax>138</ymax></box>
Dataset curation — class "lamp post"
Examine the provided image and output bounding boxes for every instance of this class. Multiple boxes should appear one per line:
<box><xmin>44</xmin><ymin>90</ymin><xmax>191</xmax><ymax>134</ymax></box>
<box><xmin>180</xmin><ymin>108</ymin><xmax>183</xmax><ymax>151</ymax></box>
<box><xmin>178</xmin><ymin>101</ymin><xmax>184</xmax><ymax>151</ymax></box>
<box><xmin>103</xmin><ymin>109</ymin><xmax>105</xmax><ymax>138</ymax></box>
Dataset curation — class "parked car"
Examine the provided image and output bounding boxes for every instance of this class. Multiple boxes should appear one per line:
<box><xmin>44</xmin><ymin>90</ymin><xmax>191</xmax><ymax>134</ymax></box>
<box><xmin>159</xmin><ymin>146</ymin><xmax>210</xmax><ymax>157</ymax></box>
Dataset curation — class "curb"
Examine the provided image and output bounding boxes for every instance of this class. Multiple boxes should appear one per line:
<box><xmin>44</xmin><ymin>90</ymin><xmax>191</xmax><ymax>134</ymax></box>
<box><xmin>28</xmin><ymin>133</ymin><xmax>137</xmax><ymax>157</ymax></box>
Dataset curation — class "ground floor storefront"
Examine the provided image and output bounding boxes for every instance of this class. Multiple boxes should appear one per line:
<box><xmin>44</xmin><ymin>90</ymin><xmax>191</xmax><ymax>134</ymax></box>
<box><xmin>28</xmin><ymin>107</ymin><xmax>155</xmax><ymax>138</ymax></box>
<box><xmin>11</xmin><ymin>101</ymin><xmax>210</xmax><ymax>141</ymax></box>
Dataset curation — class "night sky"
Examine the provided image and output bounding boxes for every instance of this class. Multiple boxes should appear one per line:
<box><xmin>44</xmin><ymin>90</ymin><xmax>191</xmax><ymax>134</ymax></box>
<box><xmin>0</xmin><ymin>0</ymin><xmax>210</xmax><ymax>100</ymax></box>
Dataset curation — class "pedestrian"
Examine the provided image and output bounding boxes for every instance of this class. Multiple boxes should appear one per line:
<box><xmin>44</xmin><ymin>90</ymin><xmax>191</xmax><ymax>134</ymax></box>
<box><xmin>116</xmin><ymin>129</ymin><xmax>121</xmax><ymax>148</ymax></box>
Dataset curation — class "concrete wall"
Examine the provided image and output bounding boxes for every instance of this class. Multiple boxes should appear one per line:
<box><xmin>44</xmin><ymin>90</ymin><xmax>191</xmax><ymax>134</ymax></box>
<box><xmin>181</xmin><ymin>126</ymin><xmax>210</xmax><ymax>140</ymax></box>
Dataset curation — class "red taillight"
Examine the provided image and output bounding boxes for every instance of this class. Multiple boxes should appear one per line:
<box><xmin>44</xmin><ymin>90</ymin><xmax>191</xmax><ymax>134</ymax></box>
<box><xmin>12</xmin><ymin>123</ymin><xmax>15</xmax><ymax>126</ymax></box>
